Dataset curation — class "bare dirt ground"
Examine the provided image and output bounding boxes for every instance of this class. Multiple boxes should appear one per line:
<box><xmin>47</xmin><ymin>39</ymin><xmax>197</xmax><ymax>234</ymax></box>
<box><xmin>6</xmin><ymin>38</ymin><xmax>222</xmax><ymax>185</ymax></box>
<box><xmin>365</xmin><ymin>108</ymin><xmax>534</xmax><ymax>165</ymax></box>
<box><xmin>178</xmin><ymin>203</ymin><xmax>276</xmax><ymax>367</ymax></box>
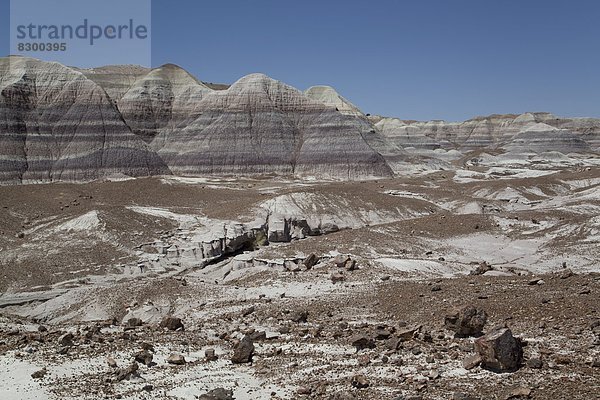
<box><xmin>0</xmin><ymin>166</ymin><xmax>599</xmax><ymax>399</ymax></box>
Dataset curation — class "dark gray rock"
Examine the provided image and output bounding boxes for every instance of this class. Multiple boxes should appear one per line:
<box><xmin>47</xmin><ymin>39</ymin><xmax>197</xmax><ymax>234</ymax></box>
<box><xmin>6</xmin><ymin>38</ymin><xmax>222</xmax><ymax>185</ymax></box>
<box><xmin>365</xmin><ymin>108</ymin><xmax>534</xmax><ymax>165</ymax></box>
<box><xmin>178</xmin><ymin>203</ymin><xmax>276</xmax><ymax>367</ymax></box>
<box><xmin>350</xmin><ymin>334</ymin><xmax>375</xmax><ymax>351</ymax></box>
<box><xmin>160</xmin><ymin>316</ymin><xmax>184</xmax><ymax>331</ymax></box>
<box><xmin>474</xmin><ymin>327</ymin><xmax>523</xmax><ymax>372</ymax></box>
<box><xmin>133</xmin><ymin>349</ymin><xmax>154</xmax><ymax>366</ymax></box>
<box><xmin>231</xmin><ymin>336</ymin><xmax>255</xmax><ymax>364</ymax></box>
<box><xmin>198</xmin><ymin>388</ymin><xmax>234</xmax><ymax>400</ymax></box>
<box><xmin>444</xmin><ymin>306</ymin><xmax>487</xmax><ymax>337</ymax></box>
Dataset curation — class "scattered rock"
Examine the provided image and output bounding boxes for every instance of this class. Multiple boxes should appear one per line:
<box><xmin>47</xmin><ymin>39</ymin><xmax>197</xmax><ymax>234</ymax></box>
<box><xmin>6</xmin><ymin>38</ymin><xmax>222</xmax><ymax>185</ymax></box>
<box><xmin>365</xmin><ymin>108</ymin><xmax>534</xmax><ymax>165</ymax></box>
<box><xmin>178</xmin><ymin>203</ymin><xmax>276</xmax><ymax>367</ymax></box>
<box><xmin>303</xmin><ymin>253</ymin><xmax>318</xmax><ymax>269</ymax></box>
<box><xmin>31</xmin><ymin>367</ymin><xmax>47</xmax><ymax>379</ymax></box>
<box><xmin>397</xmin><ymin>325</ymin><xmax>421</xmax><ymax>341</ymax></box>
<box><xmin>126</xmin><ymin>318</ymin><xmax>143</xmax><ymax>327</ymax></box>
<box><xmin>231</xmin><ymin>336</ymin><xmax>254</xmax><ymax>364</ymax></box>
<box><xmin>462</xmin><ymin>354</ymin><xmax>482</xmax><ymax>370</ymax></box>
<box><xmin>504</xmin><ymin>386</ymin><xmax>532</xmax><ymax>399</ymax></box>
<box><xmin>559</xmin><ymin>269</ymin><xmax>574</xmax><ymax>279</ymax></box>
<box><xmin>198</xmin><ymin>388</ymin><xmax>234</xmax><ymax>400</ymax></box>
<box><xmin>241</xmin><ymin>306</ymin><xmax>256</xmax><ymax>317</ymax></box>
<box><xmin>160</xmin><ymin>316</ymin><xmax>184</xmax><ymax>331</ymax></box>
<box><xmin>444</xmin><ymin>306</ymin><xmax>487</xmax><ymax>337</ymax></box>
<box><xmin>333</xmin><ymin>255</ymin><xmax>351</xmax><ymax>268</ymax></box>
<box><xmin>350</xmin><ymin>374</ymin><xmax>369</xmax><ymax>389</ymax></box>
<box><xmin>470</xmin><ymin>261</ymin><xmax>492</xmax><ymax>276</ymax></box>
<box><xmin>167</xmin><ymin>354</ymin><xmax>186</xmax><ymax>365</ymax></box>
<box><xmin>297</xmin><ymin>386</ymin><xmax>313</xmax><ymax>395</ymax></box>
<box><xmin>526</xmin><ymin>357</ymin><xmax>543</xmax><ymax>369</ymax></box>
<box><xmin>58</xmin><ymin>333</ymin><xmax>74</xmax><ymax>347</ymax></box>
<box><xmin>205</xmin><ymin>348</ymin><xmax>218</xmax><ymax>361</ymax></box>
<box><xmin>344</xmin><ymin>259</ymin><xmax>358</xmax><ymax>271</ymax></box>
<box><xmin>331</xmin><ymin>272</ymin><xmax>345</xmax><ymax>283</ymax></box>
<box><xmin>248</xmin><ymin>330</ymin><xmax>267</xmax><ymax>341</ymax></box>
<box><xmin>107</xmin><ymin>357</ymin><xmax>118</xmax><ymax>368</ymax></box>
<box><xmin>114</xmin><ymin>363</ymin><xmax>139</xmax><ymax>382</ymax></box>
<box><xmin>133</xmin><ymin>350</ymin><xmax>154</xmax><ymax>366</ymax></box>
<box><xmin>350</xmin><ymin>334</ymin><xmax>375</xmax><ymax>351</ymax></box>
<box><xmin>290</xmin><ymin>310</ymin><xmax>308</xmax><ymax>323</ymax></box>
<box><xmin>474</xmin><ymin>327</ymin><xmax>523</xmax><ymax>372</ymax></box>
<box><xmin>375</xmin><ymin>327</ymin><xmax>393</xmax><ymax>340</ymax></box>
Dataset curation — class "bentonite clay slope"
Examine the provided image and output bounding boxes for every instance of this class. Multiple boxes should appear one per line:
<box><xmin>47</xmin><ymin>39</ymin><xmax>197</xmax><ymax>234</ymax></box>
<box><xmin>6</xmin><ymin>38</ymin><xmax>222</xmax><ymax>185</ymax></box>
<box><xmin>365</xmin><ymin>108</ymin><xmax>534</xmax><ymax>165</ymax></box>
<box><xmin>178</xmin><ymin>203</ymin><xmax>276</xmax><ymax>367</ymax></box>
<box><xmin>157</xmin><ymin>73</ymin><xmax>393</xmax><ymax>179</ymax></box>
<box><xmin>74</xmin><ymin>64</ymin><xmax>151</xmax><ymax>101</ymax></box>
<box><xmin>116</xmin><ymin>64</ymin><xmax>214</xmax><ymax>144</ymax></box>
<box><xmin>0</xmin><ymin>56</ymin><xmax>170</xmax><ymax>184</ymax></box>
<box><xmin>374</xmin><ymin>112</ymin><xmax>600</xmax><ymax>153</ymax></box>
<box><xmin>304</xmin><ymin>85</ymin><xmax>365</xmax><ymax>118</ymax></box>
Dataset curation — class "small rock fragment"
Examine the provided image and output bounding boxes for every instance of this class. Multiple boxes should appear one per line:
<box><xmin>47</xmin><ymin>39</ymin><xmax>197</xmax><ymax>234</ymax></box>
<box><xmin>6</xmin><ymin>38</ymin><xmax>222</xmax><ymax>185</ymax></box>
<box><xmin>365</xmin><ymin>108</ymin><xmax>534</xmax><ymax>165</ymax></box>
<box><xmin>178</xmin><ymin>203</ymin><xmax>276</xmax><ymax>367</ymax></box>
<box><xmin>462</xmin><ymin>354</ymin><xmax>482</xmax><ymax>370</ymax></box>
<box><xmin>241</xmin><ymin>306</ymin><xmax>256</xmax><ymax>317</ymax></box>
<box><xmin>160</xmin><ymin>316</ymin><xmax>184</xmax><ymax>331</ymax></box>
<box><xmin>470</xmin><ymin>261</ymin><xmax>492</xmax><ymax>276</ymax></box>
<box><xmin>126</xmin><ymin>318</ymin><xmax>143</xmax><ymax>327</ymax></box>
<box><xmin>114</xmin><ymin>363</ymin><xmax>139</xmax><ymax>381</ymax></box>
<box><xmin>504</xmin><ymin>386</ymin><xmax>532</xmax><ymax>399</ymax></box>
<box><xmin>31</xmin><ymin>367</ymin><xmax>47</xmax><ymax>379</ymax></box>
<box><xmin>133</xmin><ymin>350</ymin><xmax>154</xmax><ymax>366</ymax></box>
<box><xmin>350</xmin><ymin>374</ymin><xmax>369</xmax><ymax>389</ymax></box>
<box><xmin>350</xmin><ymin>334</ymin><xmax>375</xmax><ymax>351</ymax></box>
<box><xmin>205</xmin><ymin>348</ymin><xmax>218</xmax><ymax>361</ymax></box>
<box><xmin>331</xmin><ymin>272</ymin><xmax>345</xmax><ymax>283</ymax></box>
<box><xmin>444</xmin><ymin>306</ymin><xmax>487</xmax><ymax>337</ymax></box>
<box><xmin>58</xmin><ymin>333</ymin><xmax>74</xmax><ymax>347</ymax></box>
<box><xmin>198</xmin><ymin>388</ymin><xmax>234</xmax><ymax>400</ymax></box>
<box><xmin>167</xmin><ymin>354</ymin><xmax>186</xmax><ymax>365</ymax></box>
<box><xmin>303</xmin><ymin>253</ymin><xmax>318</xmax><ymax>270</ymax></box>
<box><xmin>290</xmin><ymin>310</ymin><xmax>308</xmax><ymax>323</ymax></box>
<box><xmin>526</xmin><ymin>357</ymin><xmax>542</xmax><ymax>369</ymax></box>
<box><xmin>231</xmin><ymin>336</ymin><xmax>254</xmax><ymax>364</ymax></box>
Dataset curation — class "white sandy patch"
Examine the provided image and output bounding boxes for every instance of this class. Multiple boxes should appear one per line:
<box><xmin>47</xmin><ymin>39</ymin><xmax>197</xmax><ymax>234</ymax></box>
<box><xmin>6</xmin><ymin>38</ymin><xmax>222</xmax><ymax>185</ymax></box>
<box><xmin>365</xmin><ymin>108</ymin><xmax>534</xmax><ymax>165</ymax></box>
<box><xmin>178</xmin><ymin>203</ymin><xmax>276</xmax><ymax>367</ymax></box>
<box><xmin>0</xmin><ymin>354</ymin><xmax>50</xmax><ymax>400</ymax></box>
<box><xmin>52</xmin><ymin>211</ymin><xmax>101</xmax><ymax>233</ymax></box>
<box><xmin>376</xmin><ymin>258</ymin><xmax>463</xmax><ymax>277</ymax></box>
<box><xmin>444</xmin><ymin>233</ymin><xmax>547</xmax><ymax>272</ymax></box>
<box><xmin>126</xmin><ymin>206</ymin><xmax>200</xmax><ymax>226</ymax></box>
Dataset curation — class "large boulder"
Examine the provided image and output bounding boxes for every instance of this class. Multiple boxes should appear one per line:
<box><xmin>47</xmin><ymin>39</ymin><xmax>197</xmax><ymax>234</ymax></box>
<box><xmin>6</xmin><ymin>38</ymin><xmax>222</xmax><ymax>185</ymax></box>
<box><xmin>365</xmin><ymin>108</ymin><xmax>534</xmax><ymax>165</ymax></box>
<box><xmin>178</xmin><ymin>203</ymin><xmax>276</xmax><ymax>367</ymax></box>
<box><xmin>474</xmin><ymin>327</ymin><xmax>523</xmax><ymax>372</ymax></box>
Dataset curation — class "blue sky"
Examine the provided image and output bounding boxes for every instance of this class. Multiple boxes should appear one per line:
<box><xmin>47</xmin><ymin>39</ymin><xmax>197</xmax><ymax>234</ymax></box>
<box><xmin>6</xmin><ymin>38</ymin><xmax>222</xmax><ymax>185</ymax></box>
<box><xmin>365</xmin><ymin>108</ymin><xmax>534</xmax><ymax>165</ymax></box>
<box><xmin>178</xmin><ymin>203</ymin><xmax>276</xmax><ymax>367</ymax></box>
<box><xmin>1</xmin><ymin>0</ymin><xmax>599</xmax><ymax>121</ymax></box>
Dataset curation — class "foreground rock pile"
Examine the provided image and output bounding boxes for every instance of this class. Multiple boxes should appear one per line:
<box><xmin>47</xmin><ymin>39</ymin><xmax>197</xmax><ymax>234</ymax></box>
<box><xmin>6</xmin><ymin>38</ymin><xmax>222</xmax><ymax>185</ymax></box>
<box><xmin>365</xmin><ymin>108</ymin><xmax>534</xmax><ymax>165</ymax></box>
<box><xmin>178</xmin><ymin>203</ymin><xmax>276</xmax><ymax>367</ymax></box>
<box><xmin>1</xmin><ymin>269</ymin><xmax>598</xmax><ymax>399</ymax></box>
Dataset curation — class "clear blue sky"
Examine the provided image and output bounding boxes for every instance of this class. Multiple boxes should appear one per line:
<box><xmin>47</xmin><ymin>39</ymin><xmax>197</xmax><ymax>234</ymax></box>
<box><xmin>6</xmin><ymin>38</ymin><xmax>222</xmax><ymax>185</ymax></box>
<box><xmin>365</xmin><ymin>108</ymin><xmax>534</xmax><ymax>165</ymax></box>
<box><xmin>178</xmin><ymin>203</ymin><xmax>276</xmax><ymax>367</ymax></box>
<box><xmin>1</xmin><ymin>0</ymin><xmax>599</xmax><ymax>121</ymax></box>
